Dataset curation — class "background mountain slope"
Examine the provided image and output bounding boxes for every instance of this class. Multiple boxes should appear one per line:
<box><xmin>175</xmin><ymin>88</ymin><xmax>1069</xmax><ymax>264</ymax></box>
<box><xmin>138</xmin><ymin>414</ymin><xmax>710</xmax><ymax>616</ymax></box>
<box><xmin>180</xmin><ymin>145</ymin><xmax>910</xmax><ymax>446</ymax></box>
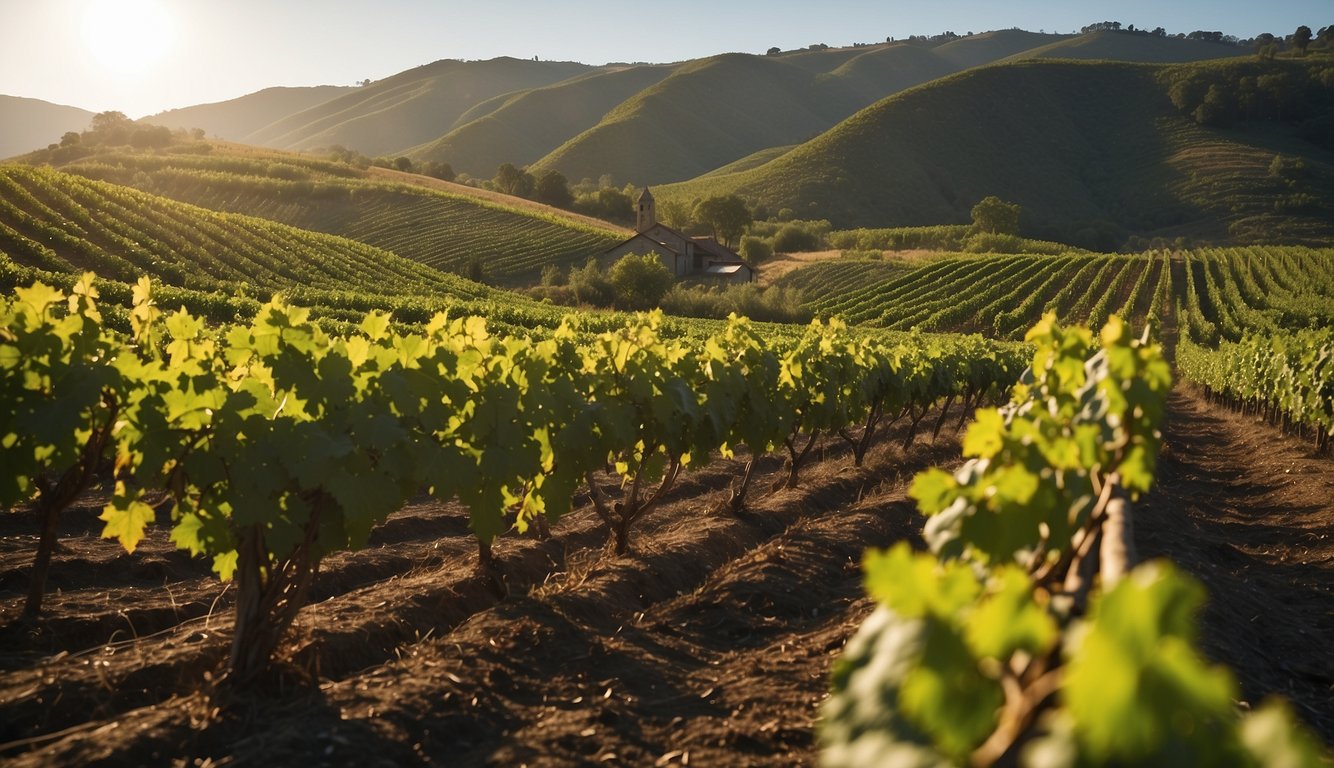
<box><xmin>0</xmin><ymin>96</ymin><xmax>94</xmax><ymax>158</ymax></box>
<box><xmin>657</xmin><ymin>57</ymin><xmax>1334</xmax><ymax>247</ymax></box>
<box><xmin>141</xmin><ymin>85</ymin><xmax>353</xmax><ymax>141</ymax></box>
<box><xmin>243</xmin><ymin>57</ymin><xmax>593</xmax><ymax>156</ymax></box>
<box><xmin>408</xmin><ymin>64</ymin><xmax>673</xmax><ymax>177</ymax></box>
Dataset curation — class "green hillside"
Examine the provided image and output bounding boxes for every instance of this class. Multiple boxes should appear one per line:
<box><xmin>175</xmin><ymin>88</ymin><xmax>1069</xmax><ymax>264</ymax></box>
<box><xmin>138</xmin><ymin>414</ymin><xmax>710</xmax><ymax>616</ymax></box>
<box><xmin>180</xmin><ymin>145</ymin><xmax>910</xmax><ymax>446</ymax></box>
<box><xmin>660</xmin><ymin>58</ymin><xmax>1334</xmax><ymax>248</ymax></box>
<box><xmin>520</xmin><ymin>29</ymin><xmax>1254</xmax><ymax>187</ymax></box>
<box><xmin>773</xmin><ymin>246</ymin><xmax>1334</xmax><ymax>340</ymax></box>
<box><xmin>530</xmin><ymin>53</ymin><xmax>861</xmax><ymax>185</ymax></box>
<box><xmin>0</xmin><ymin>95</ymin><xmax>93</xmax><ymax>159</ymax></box>
<box><xmin>244</xmin><ymin>57</ymin><xmax>593</xmax><ymax>156</ymax></box>
<box><xmin>526</xmin><ymin>35</ymin><xmax>1074</xmax><ymax>186</ymax></box>
<box><xmin>141</xmin><ymin>85</ymin><xmax>354</xmax><ymax>141</ymax></box>
<box><xmin>409</xmin><ymin>65</ymin><xmax>674</xmax><ymax>177</ymax></box>
<box><xmin>1004</xmin><ymin>29</ymin><xmax>1250</xmax><ymax>63</ymax></box>
<box><xmin>0</xmin><ymin>164</ymin><xmax>504</xmax><ymax>323</ymax></box>
<box><xmin>31</xmin><ymin>143</ymin><xmax>623</xmax><ymax>286</ymax></box>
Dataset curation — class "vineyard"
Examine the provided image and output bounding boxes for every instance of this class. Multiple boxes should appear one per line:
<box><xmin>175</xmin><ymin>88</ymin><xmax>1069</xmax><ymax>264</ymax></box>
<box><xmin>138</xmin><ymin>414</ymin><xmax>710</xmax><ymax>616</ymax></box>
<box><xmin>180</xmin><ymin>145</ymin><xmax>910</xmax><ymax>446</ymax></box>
<box><xmin>28</xmin><ymin>146</ymin><xmax>624</xmax><ymax>285</ymax></box>
<box><xmin>781</xmin><ymin>246</ymin><xmax>1334</xmax><ymax>341</ymax></box>
<box><xmin>0</xmin><ymin>158</ymin><xmax>1332</xmax><ymax>763</ymax></box>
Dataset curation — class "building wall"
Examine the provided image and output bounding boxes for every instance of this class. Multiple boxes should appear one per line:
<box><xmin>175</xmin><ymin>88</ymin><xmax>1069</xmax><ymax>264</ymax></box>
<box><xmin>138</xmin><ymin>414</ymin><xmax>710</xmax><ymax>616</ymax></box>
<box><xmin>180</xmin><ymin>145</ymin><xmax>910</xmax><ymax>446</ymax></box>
<box><xmin>603</xmin><ymin>239</ymin><xmax>685</xmax><ymax>277</ymax></box>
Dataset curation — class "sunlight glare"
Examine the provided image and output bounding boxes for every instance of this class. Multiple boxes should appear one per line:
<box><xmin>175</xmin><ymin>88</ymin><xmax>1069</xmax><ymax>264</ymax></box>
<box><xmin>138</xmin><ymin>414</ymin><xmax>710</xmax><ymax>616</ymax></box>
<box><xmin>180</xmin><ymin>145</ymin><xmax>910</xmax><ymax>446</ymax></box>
<box><xmin>81</xmin><ymin>0</ymin><xmax>175</xmax><ymax>76</ymax></box>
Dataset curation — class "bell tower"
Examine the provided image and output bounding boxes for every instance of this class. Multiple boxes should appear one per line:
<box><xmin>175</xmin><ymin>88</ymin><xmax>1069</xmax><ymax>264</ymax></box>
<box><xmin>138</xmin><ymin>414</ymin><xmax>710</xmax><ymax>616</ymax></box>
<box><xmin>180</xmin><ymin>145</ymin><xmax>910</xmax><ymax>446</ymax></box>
<box><xmin>636</xmin><ymin>187</ymin><xmax>656</xmax><ymax>233</ymax></box>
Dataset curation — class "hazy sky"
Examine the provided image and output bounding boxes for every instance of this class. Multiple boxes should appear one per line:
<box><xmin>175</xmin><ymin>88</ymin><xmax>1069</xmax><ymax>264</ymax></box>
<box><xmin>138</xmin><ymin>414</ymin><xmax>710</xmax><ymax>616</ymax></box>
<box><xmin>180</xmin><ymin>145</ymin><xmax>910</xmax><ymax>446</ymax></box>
<box><xmin>0</xmin><ymin>0</ymin><xmax>1326</xmax><ymax>117</ymax></box>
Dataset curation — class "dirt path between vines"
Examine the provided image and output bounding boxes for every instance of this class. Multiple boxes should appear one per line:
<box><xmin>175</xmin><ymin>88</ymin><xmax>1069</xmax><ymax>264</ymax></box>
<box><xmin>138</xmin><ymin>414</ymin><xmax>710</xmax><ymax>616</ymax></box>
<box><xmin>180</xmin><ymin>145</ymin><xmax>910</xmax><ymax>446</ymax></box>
<box><xmin>1136</xmin><ymin>384</ymin><xmax>1334</xmax><ymax>743</ymax></box>
<box><xmin>1</xmin><ymin>386</ymin><xmax>1330</xmax><ymax>765</ymax></box>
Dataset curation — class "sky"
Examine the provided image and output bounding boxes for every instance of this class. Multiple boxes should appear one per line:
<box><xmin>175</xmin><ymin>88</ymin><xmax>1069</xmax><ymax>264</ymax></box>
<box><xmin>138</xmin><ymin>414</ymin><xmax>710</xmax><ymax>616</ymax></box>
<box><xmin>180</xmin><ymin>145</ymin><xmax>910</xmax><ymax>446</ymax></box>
<box><xmin>0</xmin><ymin>0</ymin><xmax>1327</xmax><ymax>118</ymax></box>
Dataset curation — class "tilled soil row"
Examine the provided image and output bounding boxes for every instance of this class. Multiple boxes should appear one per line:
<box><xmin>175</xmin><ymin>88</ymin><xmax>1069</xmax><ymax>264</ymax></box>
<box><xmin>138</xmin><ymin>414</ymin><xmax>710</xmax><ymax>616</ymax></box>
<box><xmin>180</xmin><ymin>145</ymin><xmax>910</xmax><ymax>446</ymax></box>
<box><xmin>2</xmin><ymin>421</ymin><xmax>962</xmax><ymax>764</ymax></box>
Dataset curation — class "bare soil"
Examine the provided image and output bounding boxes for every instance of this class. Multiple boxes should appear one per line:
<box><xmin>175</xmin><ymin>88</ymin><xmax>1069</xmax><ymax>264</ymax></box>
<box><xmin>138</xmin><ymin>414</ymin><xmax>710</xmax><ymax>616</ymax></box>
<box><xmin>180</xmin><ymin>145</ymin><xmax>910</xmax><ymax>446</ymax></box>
<box><xmin>0</xmin><ymin>388</ymin><xmax>1329</xmax><ymax>766</ymax></box>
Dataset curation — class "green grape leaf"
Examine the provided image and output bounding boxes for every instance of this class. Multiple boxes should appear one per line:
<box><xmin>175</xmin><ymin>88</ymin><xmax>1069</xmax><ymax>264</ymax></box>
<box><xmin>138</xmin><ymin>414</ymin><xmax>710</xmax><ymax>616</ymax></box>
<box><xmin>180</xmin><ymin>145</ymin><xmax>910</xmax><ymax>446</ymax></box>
<box><xmin>99</xmin><ymin>491</ymin><xmax>156</xmax><ymax>553</ymax></box>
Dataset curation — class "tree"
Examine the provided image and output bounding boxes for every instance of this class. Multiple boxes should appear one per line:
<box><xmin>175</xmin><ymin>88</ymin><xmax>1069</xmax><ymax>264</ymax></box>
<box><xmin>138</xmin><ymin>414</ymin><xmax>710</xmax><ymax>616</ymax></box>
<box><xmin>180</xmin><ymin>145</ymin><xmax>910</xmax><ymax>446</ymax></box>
<box><xmin>461</xmin><ymin>254</ymin><xmax>487</xmax><ymax>284</ymax></box>
<box><xmin>970</xmin><ymin>196</ymin><xmax>1021</xmax><ymax>235</ymax></box>
<box><xmin>494</xmin><ymin>162</ymin><xmax>535</xmax><ymax>198</ymax></box>
<box><xmin>419</xmin><ymin>160</ymin><xmax>455</xmax><ymax>182</ymax></box>
<box><xmin>569</xmin><ymin>257</ymin><xmax>614</xmax><ymax>306</ymax></box>
<box><xmin>658</xmin><ymin>198</ymin><xmax>693</xmax><ymax>229</ymax></box>
<box><xmin>59</xmin><ymin>131</ymin><xmax>80</xmax><ymax>147</ymax></box>
<box><xmin>1293</xmin><ymin>25</ymin><xmax>1313</xmax><ymax>54</ymax></box>
<box><xmin>609</xmin><ymin>253</ymin><xmax>674</xmax><ymax>310</ymax></box>
<box><xmin>392</xmin><ymin>156</ymin><xmax>413</xmax><ymax>172</ymax></box>
<box><xmin>128</xmin><ymin>125</ymin><xmax>173</xmax><ymax>149</ymax></box>
<box><xmin>766</xmin><ymin>46</ymin><xmax>781</xmax><ymax>56</ymax></box>
<box><xmin>88</xmin><ymin>111</ymin><xmax>132</xmax><ymax>145</ymax></box>
<box><xmin>533</xmin><ymin>170</ymin><xmax>573</xmax><ymax>208</ymax></box>
<box><xmin>692</xmin><ymin>194</ymin><xmax>752</xmax><ymax>248</ymax></box>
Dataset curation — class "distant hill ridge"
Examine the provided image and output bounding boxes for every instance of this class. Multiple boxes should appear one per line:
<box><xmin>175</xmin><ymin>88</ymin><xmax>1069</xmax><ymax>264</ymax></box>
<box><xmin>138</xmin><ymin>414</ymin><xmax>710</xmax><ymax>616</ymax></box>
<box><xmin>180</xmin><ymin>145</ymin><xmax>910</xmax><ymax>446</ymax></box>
<box><xmin>657</xmin><ymin>57</ymin><xmax>1334</xmax><ymax>249</ymax></box>
<box><xmin>0</xmin><ymin>96</ymin><xmax>94</xmax><ymax>159</ymax></box>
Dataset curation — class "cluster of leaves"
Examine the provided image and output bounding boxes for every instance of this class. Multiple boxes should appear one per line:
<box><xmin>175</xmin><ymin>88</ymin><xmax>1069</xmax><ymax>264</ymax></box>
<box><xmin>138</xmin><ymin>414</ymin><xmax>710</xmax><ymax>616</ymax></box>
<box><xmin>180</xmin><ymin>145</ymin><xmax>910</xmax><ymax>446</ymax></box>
<box><xmin>2</xmin><ymin>276</ymin><xmax>1024</xmax><ymax>685</ymax></box>
<box><xmin>1178</xmin><ymin>327</ymin><xmax>1333</xmax><ymax>454</ymax></box>
<box><xmin>822</xmin><ymin>315</ymin><xmax>1326</xmax><ymax>765</ymax></box>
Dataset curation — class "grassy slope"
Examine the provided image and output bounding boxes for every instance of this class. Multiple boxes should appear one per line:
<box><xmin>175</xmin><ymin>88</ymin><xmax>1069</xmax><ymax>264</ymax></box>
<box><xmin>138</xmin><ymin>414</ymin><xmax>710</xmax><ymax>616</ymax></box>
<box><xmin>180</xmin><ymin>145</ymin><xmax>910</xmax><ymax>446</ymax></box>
<box><xmin>244</xmin><ymin>57</ymin><xmax>593</xmax><ymax>157</ymax></box>
<box><xmin>527</xmin><ymin>33</ymin><xmax>1070</xmax><ymax>186</ymax></box>
<box><xmin>0</xmin><ymin>163</ymin><xmax>491</xmax><ymax>301</ymax></box>
<box><xmin>33</xmin><ymin>142</ymin><xmax>623</xmax><ymax>286</ymax></box>
<box><xmin>659</xmin><ymin>58</ymin><xmax>1334</xmax><ymax>246</ymax></box>
<box><xmin>141</xmin><ymin>86</ymin><xmax>354</xmax><ymax>141</ymax></box>
<box><xmin>1005</xmin><ymin>29</ymin><xmax>1249</xmax><ymax>64</ymax></box>
<box><xmin>408</xmin><ymin>65</ymin><xmax>674</xmax><ymax>177</ymax></box>
<box><xmin>0</xmin><ymin>96</ymin><xmax>94</xmax><ymax>159</ymax></box>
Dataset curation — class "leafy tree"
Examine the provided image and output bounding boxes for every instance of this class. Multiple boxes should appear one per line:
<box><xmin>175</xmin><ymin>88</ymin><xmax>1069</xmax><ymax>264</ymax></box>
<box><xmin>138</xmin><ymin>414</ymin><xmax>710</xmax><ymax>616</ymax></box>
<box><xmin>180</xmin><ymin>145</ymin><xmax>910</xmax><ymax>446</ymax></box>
<box><xmin>692</xmin><ymin>194</ymin><xmax>752</xmax><ymax>248</ymax></box>
<box><xmin>128</xmin><ymin>125</ymin><xmax>172</xmax><ymax>149</ymax></box>
<box><xmin>540</xmin><ymin>263</ymin><xmax>566</xmax><ymax>287</ymax></box>
<box><xmin>569</xmin><ymin>257</ymin><xmax>614</xmax><ymax>306</ymax></box>
<box><xmin>59</xmin><ymin>131</ymin><xmax>80</xmax><ymax>147</ymax></box>
<box><xmin>392</xmin><ymin>156</ymin><xmax>413</xmax><ymax>172</ymax></box>
<box><xmin>658</xmin><ymin>198</ymin><xmax>693</xmax><ymax>229</ymax></box>
<box><xmin>88</xmin><ymin>111</ymin><xmax>132</xmax><ymax>145</ymax></box>
<box><xmin>533</xmin><ymin>170</ymin><xmax>573</xmax><ymax>208</ymax></box>
<box><xmin>740</xmin><ymin>236</ymin><xmax>773</xmax><ymax>262</ymax></box>
<box><xmin>494</xmin><ymin>162</ymin><xmax>535</xmax><ymax>198</ymax></box>
<box><xmin>609</xmin><ymin>253</ymin><xmax>674</xmax><ymax>310</ymax></box>
<box><xmin>772</xmin><ymin>223</ymin><xmax>820</xmax><ymax>253</ymax></box>
<box><xmin>572</xmin><ymin>187</ymin><xmax>634</xmax><ymax>225</ymax></box>
<box><xmin>1293</xmin><ymin>25</ymin><xmax>1313</xmax><ymax>54</ymax></box>
<box><xmin>419</xmin><ymin>160</ymin><xmax>455</xmax><ymax>181</ymax></box>
<box><xmin>970</xmin><ymin>195</ymin><xmax>1021</xmax><ymax>235</ymax></box>
<box><xmin>766</xmin><ymin>46</ymin><xmax>781</xmax><ymax>56</ymax></box>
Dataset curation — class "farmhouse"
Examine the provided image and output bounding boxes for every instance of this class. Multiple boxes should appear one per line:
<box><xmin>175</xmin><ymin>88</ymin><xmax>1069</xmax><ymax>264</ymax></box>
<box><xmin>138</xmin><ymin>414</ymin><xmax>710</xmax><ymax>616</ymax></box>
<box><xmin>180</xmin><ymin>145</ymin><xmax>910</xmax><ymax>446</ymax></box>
<box><xmin>600</xmin><ymin>188</ymin><xmax>755</xmax><ymax>283</ymax></box>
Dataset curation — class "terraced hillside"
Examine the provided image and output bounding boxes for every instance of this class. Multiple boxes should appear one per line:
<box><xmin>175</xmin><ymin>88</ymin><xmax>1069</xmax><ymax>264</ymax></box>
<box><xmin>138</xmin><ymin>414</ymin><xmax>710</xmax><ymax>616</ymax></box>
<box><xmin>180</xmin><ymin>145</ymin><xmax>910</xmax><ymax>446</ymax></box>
<box><xmin>660</xmin><ymin>57</ymin><xmax>1334</xmax><ymax>248</ymax></box>
<box><xmin>0</xmin><ymin>163</ymin><xmax>636</xmax><ymax>337</ymax></box>
<box><xmin>777</xmin><ymin>246</ymin><xmax>1334</xmax><ymax>341</ymax></box>
<box><xmin>29</xmin><ymin>143</ymin><xmax>623</xmax><ymax>286</ymax></box>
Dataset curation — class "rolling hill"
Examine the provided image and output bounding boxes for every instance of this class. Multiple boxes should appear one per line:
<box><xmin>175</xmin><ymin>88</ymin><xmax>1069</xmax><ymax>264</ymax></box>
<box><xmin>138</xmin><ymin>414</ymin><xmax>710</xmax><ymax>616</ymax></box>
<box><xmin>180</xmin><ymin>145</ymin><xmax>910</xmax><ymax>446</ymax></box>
<box><xmin>243</xmin><ymin>57</ymin><xmax>593</xmax><ymax>157</ymax></box>
<box><xmin>523</xmin><ymin>29</ymin><xmax>1252</xmax><ymax>187</ymax></box>
<box><xmin>658</xmin><ymin>57</ymin><xmax>1334</xmax><ymax>248</ymax></box>
<box><xmin>24</xmin><ymin>142</ymin><xmax>623</xmax><ymax>286</ymax></box>
<box><xmin>141</xmin><ymin>85</ymin><xmax>354</xmax><ymax>141</ymax></box>
<box><xmin>1002</xmin><ymin>28</ymin><xmax>1252</xmax><ymax>63</ymax></box>
<box><xmin>408</xmin><ymin>65</ymin><xmax>674</xmax><ymax>178</ymax></box>
<box><xmin>0</xmin><ymin>96</ymin><xmax>94</xmax><ymax>159</ymax></box>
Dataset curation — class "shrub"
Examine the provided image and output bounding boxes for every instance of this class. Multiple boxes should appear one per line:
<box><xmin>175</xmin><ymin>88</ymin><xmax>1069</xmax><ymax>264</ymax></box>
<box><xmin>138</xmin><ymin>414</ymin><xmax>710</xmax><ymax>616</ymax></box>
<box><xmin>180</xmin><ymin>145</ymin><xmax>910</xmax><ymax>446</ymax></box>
<box><xmin>772</xmin><ymin>223</ymin><xmax>822</xmax><ymax>253</ymax></box>
<box><xmin>739</xmin><ymin>236</ymin><xmax>773</xmax><ymax>262</ymax></box>
<box><xmin>609</xmin><ymin>253</ymin><xmax>674</xmax><ymax>310</ymax></box>
<box><xmin>569</xmin><ymin>258</ymin><xmax>614</xmax><ymax>307</ymax></box>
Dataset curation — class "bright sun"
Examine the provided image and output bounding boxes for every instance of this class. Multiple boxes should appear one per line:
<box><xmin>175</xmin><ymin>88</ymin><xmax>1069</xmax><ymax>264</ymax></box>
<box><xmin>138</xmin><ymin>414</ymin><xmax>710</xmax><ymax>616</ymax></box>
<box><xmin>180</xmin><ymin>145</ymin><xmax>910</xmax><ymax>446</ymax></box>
<box><xmin>81</xmin><ymin>0</ymin><xmax>175</xmax><ymax>76</ymax></box>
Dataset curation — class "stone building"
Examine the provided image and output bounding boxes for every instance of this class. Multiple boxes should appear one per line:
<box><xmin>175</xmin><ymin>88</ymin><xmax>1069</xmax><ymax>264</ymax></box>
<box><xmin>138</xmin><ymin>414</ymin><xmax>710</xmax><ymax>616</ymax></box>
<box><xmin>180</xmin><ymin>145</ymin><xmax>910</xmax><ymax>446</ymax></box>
<box><xmin>599</xmin><ymin>188</ymin><xmax>755</xmax><ymax>283</ymax></box>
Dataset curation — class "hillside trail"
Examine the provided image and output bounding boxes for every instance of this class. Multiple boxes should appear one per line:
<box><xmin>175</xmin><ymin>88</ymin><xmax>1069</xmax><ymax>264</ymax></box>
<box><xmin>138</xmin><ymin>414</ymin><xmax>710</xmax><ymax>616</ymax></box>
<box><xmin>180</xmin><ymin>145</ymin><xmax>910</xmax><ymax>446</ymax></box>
<box><xmin>1134</xmin><ymin>270</ymin><xmax>1333</xmax><ymax>742</ymax></box>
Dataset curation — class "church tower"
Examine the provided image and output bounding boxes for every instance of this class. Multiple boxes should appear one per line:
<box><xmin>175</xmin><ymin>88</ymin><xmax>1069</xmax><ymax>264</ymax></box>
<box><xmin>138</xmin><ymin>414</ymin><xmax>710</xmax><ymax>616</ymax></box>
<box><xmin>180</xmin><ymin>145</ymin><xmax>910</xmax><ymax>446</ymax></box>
<box><xmin>636</xmin><ymin>187</ymin><xmax>656</xmax><ymax>233</ymax></box>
